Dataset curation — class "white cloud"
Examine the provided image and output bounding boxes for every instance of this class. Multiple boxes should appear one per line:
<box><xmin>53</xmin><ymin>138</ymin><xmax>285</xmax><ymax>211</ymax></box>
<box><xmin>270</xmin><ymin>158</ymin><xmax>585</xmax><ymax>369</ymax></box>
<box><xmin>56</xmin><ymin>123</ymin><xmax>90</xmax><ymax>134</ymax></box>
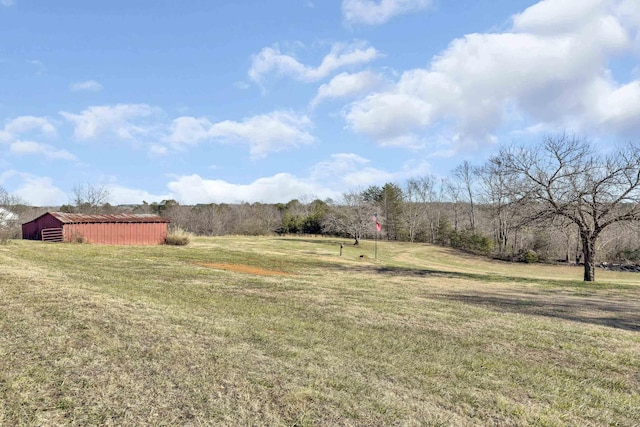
<box><xmin>311</xmin><ymin>70</ymin><xmax>385</xmax><ymax>107</ymax></box>
<box><xmin>617</xmin><ymin>0</ymin><xmax>640</xmax><ymax>28</ymax></box>
<box><xmin>311</xmin><ymin>152</ymin><xmax>430</xmax><ymax>189</ymax></box>
<box><xmin>1</xmin><ymin>0</ymin><xmax>14</xmax><ymax>7</ymax></box>
<box><xmin>346</xmin><ymin>91</ymin><xmax>432</xmax><ymax>146</ymax></box>
<box><xmin>587</xmin><ymin>79</ymin><xmax>640</xmax><ymax>132</ymax></box>
<box><xmin>311</xmin><ymin>153</ymin><xmax>370</xmax><ymax>180</ymax></box>
<box><xmin>10</xmin><ymin>141</ymin><xmax>77</xmax><ymax>161</ymax></box>
<box><xmin>342</xmin><ymin>0</ymin><xmax>432</xmax><ymax>25</ymax></box>
<box><xmin>167</xmin><ymin>173</ymin><xmax>333</xmax><ymax>204</ymax></box>
<box><xmin>0</xmin><ymin>170</ymin><xmax>18</xmax><ymax>186</ymax></box>
<box><xmin>106</xmin><ymin>185</ymin><xmax>172</xmax><ymax>205</ymax></box>
<box><xmin>233</xmin><ymin>81</ymin><xmax>251</xmax><ymax>90</ymax></box>
<box><xmin>70</xmin><ymin>80</ymin><xmax>104</xmax><ymax>92</ymax></box>
<box><xmin>95</xmin><ymin>153</ymin><xmax>431</xmax><ymax>205</ymax></box>
<box><xmin>167</xmin><ymin>116</ymin><xmax>213</xmax><ymax>146</ymax></box>
<box><xmin>512</xmin><ymin>0</ymin><xmax>605</xmax><ymax>35</ymax></box>
<box><xmin>168</xmin><ymin>111</ymin><xmax>315</xmax><ymax>158</ymax></box>
<box><xmin>210</xmin><ymin>111</ymin><xmax>314</xmax><ymax>158</ymax></box>
<box><xmin>249</xmin><ymin>41</ymin><xmax>380</xmax><ymax>83</ymax></box>
<box><xmin>13</xmin><ymin>175</ymin><xmax>67</xmax><ymax>206</ymax></box>
<box><xmin>344</xmin><ymin>0</ymin><xmax>640</xmax><ymax>148</ymax></box>
<box><xmin>148</xmin><ymin>144</ymin><xmax>168</xmax><ymax>156</ymax></box>
<box><xmin>1</xmin><ymin>116</ymin><xmax>56</xmax><ymax>141</ymax></box>
<box><xmin>163</xmin><ymin>152</ymin><xmax>427</xmax><ymax>204</ymax></box>
<box><xmin>60</xmin><ymin>104</ymin><xmax>156</xmax><ymax>140</ymax></box>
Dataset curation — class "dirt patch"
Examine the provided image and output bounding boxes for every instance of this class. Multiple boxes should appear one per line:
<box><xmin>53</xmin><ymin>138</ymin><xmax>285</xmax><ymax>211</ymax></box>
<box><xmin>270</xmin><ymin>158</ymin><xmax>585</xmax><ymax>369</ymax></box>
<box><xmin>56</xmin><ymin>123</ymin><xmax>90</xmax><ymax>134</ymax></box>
<box><xmin>193</xmin><ymin>262</ymin><xmax>294</xmax><ymax>277</ymax></box>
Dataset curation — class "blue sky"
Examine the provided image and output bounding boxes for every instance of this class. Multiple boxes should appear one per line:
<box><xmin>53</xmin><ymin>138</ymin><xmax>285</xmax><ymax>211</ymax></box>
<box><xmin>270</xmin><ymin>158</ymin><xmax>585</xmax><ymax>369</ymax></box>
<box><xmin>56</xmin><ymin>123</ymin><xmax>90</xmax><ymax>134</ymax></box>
<box><xmin>1</xmin><ymin>0</ymin><xmax>639</xmax><ymax>206</ymax></box>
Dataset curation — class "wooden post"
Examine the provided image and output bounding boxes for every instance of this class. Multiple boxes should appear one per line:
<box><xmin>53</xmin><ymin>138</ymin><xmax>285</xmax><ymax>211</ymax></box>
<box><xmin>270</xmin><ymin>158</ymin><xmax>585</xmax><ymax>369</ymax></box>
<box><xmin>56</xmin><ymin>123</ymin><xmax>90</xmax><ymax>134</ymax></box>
<box><xmin>375</xmin><ymin>229</ymin><xmax>378</xmax><ymax>259</ymax></box>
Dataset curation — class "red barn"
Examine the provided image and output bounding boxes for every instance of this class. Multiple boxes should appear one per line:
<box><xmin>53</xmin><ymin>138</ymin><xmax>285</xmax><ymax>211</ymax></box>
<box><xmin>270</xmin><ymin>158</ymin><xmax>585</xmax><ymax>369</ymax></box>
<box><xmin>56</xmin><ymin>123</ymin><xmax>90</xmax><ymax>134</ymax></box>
<box><xmin>22</xmin><ymin>212</ymin><xmax>169</xmax><ymax>245</ymax></box>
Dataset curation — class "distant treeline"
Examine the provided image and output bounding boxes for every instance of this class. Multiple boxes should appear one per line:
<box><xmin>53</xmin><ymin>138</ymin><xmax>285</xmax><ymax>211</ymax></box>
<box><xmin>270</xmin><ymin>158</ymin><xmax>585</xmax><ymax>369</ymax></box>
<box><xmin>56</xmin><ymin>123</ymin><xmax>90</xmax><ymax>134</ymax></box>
<box><xmin>3</xmin><ymin>136</ymin><xmax>640</xmax><ymax>279</ymax></box>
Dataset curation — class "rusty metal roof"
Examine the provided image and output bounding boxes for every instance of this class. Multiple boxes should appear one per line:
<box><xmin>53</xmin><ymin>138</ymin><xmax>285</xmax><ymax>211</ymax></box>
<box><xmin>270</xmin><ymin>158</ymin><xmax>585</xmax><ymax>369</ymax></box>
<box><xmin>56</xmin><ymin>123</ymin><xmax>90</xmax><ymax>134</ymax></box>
<box><xmin>47</xmin><ymin>212</ymin><xmax>170</xmax><ymax>224</ymax></box>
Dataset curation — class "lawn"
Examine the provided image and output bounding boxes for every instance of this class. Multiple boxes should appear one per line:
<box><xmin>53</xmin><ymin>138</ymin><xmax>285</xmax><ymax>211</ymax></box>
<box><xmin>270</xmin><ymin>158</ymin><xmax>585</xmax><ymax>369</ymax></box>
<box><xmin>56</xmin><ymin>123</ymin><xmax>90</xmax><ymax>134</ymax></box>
<box><xmin>0</xmin><ymin>236</ymin><xmax>638</xmax><ymax>426</ymax></box>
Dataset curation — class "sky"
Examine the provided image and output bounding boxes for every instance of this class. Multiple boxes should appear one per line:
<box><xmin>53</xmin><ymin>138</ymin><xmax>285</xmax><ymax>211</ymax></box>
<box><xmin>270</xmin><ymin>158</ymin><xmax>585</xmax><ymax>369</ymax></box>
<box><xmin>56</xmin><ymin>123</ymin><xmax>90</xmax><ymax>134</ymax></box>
<box><xmin>1</xmin><ymin>0</ymin><xmax>639</xmax><ymax>206</ymax></box>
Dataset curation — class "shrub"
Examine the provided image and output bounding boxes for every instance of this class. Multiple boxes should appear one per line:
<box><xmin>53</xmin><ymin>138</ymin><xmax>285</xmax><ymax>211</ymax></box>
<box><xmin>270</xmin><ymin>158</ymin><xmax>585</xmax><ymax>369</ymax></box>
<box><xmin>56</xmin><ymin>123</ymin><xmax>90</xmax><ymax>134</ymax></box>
<box><xmin>165</xmin><ymin>227</ymin><xmax>193</xmax><ymax>246</ymax></box>
<box><xmin>615</xmin><ymin>249</ymin><xmax>640</xmax><ymax>262</ymax></box>
<box><xmin>450</xmin><ymin>228</ymin><xmax>494</xmax><ymax>255</ymax></box>
<box><xmin>519</xmin><ymin>250</ymin><xmax>539</xmax><ymax>263</ymax></box>
<box><xmin>67</xmin><ymin>230</ymin><xmax>85</xmax><ymax>243</ymax></box>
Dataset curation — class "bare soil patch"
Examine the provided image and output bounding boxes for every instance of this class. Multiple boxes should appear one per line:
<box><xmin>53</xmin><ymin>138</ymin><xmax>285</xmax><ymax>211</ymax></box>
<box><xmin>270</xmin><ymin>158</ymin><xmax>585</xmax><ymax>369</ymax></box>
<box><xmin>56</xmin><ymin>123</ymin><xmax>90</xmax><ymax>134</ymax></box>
<box><xmin>193</xmin><ymin>262</ymin><xmax>294</xmax><ymax>276</ymax></box>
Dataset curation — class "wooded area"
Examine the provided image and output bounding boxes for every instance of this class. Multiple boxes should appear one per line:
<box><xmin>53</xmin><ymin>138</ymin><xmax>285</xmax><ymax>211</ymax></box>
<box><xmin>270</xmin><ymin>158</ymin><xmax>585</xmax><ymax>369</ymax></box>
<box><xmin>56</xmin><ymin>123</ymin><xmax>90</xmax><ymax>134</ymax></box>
<box><xmin>3</xmin><ymin>136</ymin><xmax>639</xmax><ymax>281</ymax></box>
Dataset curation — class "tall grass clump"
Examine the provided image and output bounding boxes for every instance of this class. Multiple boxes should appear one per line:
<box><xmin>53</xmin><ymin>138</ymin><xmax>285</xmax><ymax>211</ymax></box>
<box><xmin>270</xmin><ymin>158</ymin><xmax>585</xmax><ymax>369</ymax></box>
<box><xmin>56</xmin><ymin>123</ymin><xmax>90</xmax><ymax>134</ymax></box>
<box><xmin>0</xmin><ymin>229</ymin><xmax>13</xmax><ymax>245</ymax></box>
<box><xmin>164</xmin><ymin>226</ymin><xmax>193</xmax><ymax>246</ymax></box>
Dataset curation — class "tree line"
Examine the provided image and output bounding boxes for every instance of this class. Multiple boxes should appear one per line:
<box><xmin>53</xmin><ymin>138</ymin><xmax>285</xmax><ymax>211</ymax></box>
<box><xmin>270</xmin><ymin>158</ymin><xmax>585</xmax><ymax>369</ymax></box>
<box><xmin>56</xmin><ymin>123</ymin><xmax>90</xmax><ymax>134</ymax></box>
<box><xmin>2</xmin><ymin>135</ymin><xmax>639</xmax><ymax>281</ymax></box>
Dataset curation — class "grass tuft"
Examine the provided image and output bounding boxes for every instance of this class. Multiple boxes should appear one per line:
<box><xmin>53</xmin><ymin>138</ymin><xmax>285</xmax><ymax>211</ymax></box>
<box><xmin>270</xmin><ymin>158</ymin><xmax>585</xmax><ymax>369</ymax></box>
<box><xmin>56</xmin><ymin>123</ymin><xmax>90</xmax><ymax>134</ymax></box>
<box><xmin>164</xmin><ymin>227</ymin><xmax>193</xmax><ymax>246</ymax></box>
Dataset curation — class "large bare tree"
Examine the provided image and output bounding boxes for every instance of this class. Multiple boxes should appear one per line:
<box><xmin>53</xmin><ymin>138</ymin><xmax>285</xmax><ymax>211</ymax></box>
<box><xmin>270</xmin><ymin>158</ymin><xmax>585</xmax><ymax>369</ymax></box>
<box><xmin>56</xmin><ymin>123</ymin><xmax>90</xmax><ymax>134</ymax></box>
<box><xmin>72</xmin><ymin>184</ymin><xmax>110</xmax><ymax>214</ymax></box>
<box><xmin>323</xmin><ymin>189</ymin><xmax>375</xmax><ymax>244</ymax></box>
<box><xmin>500</xmin><ymin>134</ymin><xmax>640</xmax><ymax>281</ymax></box>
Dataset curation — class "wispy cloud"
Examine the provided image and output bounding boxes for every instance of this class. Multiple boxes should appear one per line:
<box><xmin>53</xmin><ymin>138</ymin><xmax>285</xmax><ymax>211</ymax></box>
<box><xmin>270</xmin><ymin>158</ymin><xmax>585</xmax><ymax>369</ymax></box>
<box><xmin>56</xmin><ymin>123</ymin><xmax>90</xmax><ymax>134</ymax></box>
<box><xmin>0</xmin><ymin>116</ymin><xmax>57</xmax><ymax>142</ymax></box>
<box><xmin>10</xmin><ymin>141</ymin><xmax>77</xmax><ymax>161</ymax></box>
<box><xmin>70</xmin><ymin>80</ymin><xmax>104</xmax><ymax>92</ymax></box>
<box><xmin>168</xmin><ymin>110</ymin><xmax>315</xmax><ymax>159</ymax></box>
<box><xmin>310</xmin><ymin>70</ymin><xmax>385</xmax><ymax>107</ymax></box>
<box><xmin>60</xmin><ymin>104</ymin><xmax>157</xmax><ymax>141</ymax></box>
<box><xmin>249</xmin><ymin>41</ymin><xmax>380</xmax><ymax>83</ymax></box>
<box><xmin>11</xmin><ymin>173</ymin><xmax>68</xmax><ymax>206</ymax></box>
<box><xmin>342</xmin><ymin>0</ymin><xmax>432</xmax><ymax>25</ymax></box>
<box><xmin>27</xmin><ymin>59</ymin><xmax>46</xmax><ymax>75</ymax></box>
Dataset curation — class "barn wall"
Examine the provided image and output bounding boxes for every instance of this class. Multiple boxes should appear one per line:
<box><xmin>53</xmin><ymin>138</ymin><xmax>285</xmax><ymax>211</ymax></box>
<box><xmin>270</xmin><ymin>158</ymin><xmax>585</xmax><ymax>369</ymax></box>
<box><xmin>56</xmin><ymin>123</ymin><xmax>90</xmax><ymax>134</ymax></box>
<box><xmin>65</xmin><ymin>222</ymin><xmax>167</xmax><ymax>245</ymax></box>
<box><xmin>21</xmin><ymin>213</ymin><xmax>64</xmax><ymax>240</ymax></box>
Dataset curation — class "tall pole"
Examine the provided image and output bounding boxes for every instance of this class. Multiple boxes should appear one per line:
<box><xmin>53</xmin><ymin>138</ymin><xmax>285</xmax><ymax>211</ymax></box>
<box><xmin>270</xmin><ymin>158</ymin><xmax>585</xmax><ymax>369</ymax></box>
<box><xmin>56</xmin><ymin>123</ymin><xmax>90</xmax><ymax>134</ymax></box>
<box><xmin>375</xmin><ymin>227</ymin><xmax>378</xmax><ymax>259</ymax></box>
<box><xmin>372</xmin><ymin>212</ymin><xmax>379</xmax><ymax>259</ymax></box>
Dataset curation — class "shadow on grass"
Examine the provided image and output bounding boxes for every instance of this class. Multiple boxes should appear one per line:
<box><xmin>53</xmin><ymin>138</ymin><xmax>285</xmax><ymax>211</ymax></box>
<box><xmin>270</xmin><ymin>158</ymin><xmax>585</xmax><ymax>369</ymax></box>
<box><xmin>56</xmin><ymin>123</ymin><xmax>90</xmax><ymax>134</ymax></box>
<box><xmin>331</xmin><ymin>264</ymin><xmax>640</xmax><ymax>332</ymax></box>
<box><xmin>351</xmin><ymin>265</ymin><xmax>616</xmax><ymax>289</ymax></box>
<box><xmin>440</xmin><ymin>292</ymin><xmax>640</xmax><ymax>332</ymax></box>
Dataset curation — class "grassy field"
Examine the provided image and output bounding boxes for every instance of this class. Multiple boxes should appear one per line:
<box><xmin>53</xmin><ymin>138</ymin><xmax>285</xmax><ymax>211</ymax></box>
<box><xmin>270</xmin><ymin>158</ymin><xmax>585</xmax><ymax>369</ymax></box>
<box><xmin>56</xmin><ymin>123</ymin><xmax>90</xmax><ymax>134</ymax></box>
<box><xmin>0</xmin><ymin>236</ymin><xmax>638</xmax><ymax>426</ymax></box>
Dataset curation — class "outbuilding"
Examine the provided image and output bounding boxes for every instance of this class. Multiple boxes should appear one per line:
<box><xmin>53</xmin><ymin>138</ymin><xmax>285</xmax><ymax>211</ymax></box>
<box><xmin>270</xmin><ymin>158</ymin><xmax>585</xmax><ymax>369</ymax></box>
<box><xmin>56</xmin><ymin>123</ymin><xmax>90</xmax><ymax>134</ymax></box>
<box><xmin>22</xmin><ymin>212</ymin><xmax>169</xmax><ymax>245</ymax></box>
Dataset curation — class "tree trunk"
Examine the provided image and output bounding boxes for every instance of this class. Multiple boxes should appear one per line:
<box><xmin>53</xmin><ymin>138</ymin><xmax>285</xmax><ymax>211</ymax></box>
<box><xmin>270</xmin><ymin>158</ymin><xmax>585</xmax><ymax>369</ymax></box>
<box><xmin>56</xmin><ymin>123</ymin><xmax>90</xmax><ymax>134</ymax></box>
<box><xmin>582</xmin><ymin>237</ymin><xmax>596</xmax><ymax>282</ymax></box>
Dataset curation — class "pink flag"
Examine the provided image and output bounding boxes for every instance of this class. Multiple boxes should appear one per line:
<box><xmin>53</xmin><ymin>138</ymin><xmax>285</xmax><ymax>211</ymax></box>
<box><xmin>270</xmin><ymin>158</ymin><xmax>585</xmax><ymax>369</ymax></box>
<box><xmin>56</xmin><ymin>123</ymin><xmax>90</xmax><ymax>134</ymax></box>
<box><xmin>376</xmin><ymin>221</ymin><xmax>381</xmax><ymax>232</ymax></box>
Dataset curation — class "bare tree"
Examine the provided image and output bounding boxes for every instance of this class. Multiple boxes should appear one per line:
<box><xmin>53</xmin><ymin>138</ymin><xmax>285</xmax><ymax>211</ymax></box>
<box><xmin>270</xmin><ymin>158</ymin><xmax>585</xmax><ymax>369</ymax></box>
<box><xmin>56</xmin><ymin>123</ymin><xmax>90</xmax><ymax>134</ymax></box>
<box><xmin>476</xmin><ymin>156</ymin><xmax>523</xmax><ymax>255</ymax></box>
<box><xmin>443</xmin><ymin>177</ymin><xmax>462</xmax><ymax>232</ymax></box>
<box><xmin>251</xmin><ymin>203</ymin><xmax>282</xmax><ymax>235</ymax></box>
<box><xmin>0</xmin><ymin>186</ymin><xmax>27</xmax><ymax>239</ymax></box>
<box><xmin>500</xmin><ymin>134</ymin><xmax>640</xmax><ymax>281</ymax></box>
<box><xmin>73</xmin><ymin>184</ymin><xmax>110</xmax><ymax>214</ymax></box>
<box><xmin>323</xmin><ymin>189</ymin><xmax>375</xmax><ymax>244</ymax></box>
<box><xmin>453</xmin><ymin>160</ymin><xmax>477</xmax><ymax>233</ymax></box>
<box><xmin>404</xmin><ymin>176</ymin><xmax>439</xmax><ymax>243</ymax></box>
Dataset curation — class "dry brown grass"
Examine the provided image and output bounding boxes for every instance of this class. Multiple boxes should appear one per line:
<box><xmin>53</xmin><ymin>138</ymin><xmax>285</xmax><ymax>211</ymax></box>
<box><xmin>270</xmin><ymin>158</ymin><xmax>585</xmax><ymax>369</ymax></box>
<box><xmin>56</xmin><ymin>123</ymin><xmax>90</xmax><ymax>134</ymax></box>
<box><xmin>193</xmin><ymin>262</ymin><xmax>295</xmax><ymax>276</ymax></box>
<box><xmin>1</xmin><ymin>236</ymin><xmax>639</xmax><ymax>426</ymax></box>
